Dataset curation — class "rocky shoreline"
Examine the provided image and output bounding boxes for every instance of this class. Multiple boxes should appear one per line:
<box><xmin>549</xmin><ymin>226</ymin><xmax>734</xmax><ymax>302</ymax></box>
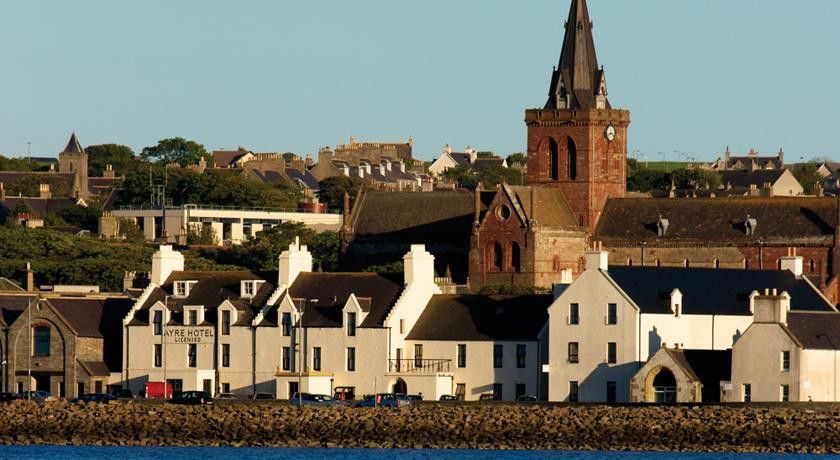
<box><xmin>0</xmin><ymin>401</ymin><xmax>839</xmax><ymax>453</ymax></box>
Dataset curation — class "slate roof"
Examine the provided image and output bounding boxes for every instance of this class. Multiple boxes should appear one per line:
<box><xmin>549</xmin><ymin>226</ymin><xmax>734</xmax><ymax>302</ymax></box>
<box><xmin>284</xmin><ymin>168</ymin><xmax>320</xmax><ymax>190</ymax></box>
<box><xmin>786</xmin><ymin>311</ymin><xmax>840</xmax><ymax>350</ymax></box>
<box><xmin>406</xmin><ymin>295</ymin><xmax>552</xmax><ymax>341</ymax></box>
<box><xmin>449</xmin><ymin>153</ymin><xmax>471</xmax><ymax>167</ymax></box>
<box><xmin>718</xmin><ymin>170</ymin><xmax>788</xmax><ymax>188</ymax></box>
<box><xmin>78</xmin><ymin>360</ymin><xmax>110</xmax><ymax>377</ymax></box>
<box><xmin>505</xmin><ymin>185</ymin><xmax>581</xmax><ymax>229</ymax></box>
<box><xmin>0</xmin><ymin>197</ymin><xmax>77</xmax><ymax>216</ymax></box>
<box><xmin>0</xmin><ymin>172</ymin><xmax>75</xmax><ymax>194</ymax></box>
<box><xmin>62</xmin><ymin>133</ymin><xmax>84</xmax><ymax>154</ymax></box>
<box><xmin>212</xmin><ymin>149</ymin><xmax>249</xmax><ymax>168</ymax></box>
<box><xmin>288</xmin><ymin>272</ymin><xmax>403</xmax><ymax>328</ymax></box>
<box><xmin>595</xmin><ymin>197</ymin><xmax>839</xmax><ymax>244</ymax></box>
<box><xmin>606</xmin><ymin>266</ymin><xmax>835</xmax><ymax>315</ymax></box>
<box><xmin>0</xmin><ymin>294</ymin><xmax>36</xmax><ymax>327</ymax></box>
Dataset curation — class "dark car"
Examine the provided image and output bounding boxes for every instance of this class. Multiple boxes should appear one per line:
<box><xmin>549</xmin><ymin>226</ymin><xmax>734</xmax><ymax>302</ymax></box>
<box><xmin>290</xmin><ymin>393</ymin><xmax>350</xmax><ymax>406</ymax></box>
<box><xmin>169</xmin><ymin>391</ymin><xmax>214</xmax><ymax>405</ymax></box>
<box><xmin>439</xmin><ymin>394</ymin><xmax>459</xmax><ymax>402</ymax></box>
<box><xmin>110</xmin><ymin>388</ymin><xmax>134</xmax><ymax>399</ymax></box>
<box><xmin>478</xmin><ymin>393</ymin><xmax>500</xmax><ymax>401</ymax></box>
<box><xmin>354</xmin><ymin>393</ymin><xmax>411</xmax><ymax>408</ymax></box>
<box><xmin>77</xmin><ymin>393</ymin><xmax>119</xmax><ymax>404</ymax></box>
<box><xmin>406</xmin><ymin>394</ymin><xmax>424</xmax><ymax>401</ymax></box>
<box><xmin>0</xmin><ymin>392</ymin><xmax>22</xmax><ymax>403</ymax></box>
<box><xmin>251</xmin><ymin>393</ymin><xmax>274</xmax><ymax>400</ymax></box>
<box><xmin>216</xmin><ymin>392</ymin><xmax>237</xmax><ymax>400</ymax></box>
<box><xmin>25</xmin><ymin>391</ymin><xmax>56</xmax><ymax>402</ymax></box>
<box><xmin>516</xmin><ymin>395</ymin><xmax>538</xmax><ymax>402</ymax></box>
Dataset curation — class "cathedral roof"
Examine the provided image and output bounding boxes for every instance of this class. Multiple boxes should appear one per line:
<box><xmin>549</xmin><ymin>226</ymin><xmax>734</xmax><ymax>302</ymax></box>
<box><xmin>62</xmin><ymin>132</ymin><xmax>84</xmax><ymax>154</ymax></box>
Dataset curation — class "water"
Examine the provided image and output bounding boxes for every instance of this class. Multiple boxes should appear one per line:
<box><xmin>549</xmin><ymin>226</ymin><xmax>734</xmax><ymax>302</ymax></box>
<box><xmin>0</xmin><ymin>447</ymin><xmax>837</xmax><ymax>460</ymax></box>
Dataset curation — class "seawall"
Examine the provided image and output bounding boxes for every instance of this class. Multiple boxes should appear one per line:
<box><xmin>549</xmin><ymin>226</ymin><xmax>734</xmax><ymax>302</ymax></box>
<box><xmin>1</xmin><ymin>401</ymin><xmax>839</xmax><ymax>453</ymax></box>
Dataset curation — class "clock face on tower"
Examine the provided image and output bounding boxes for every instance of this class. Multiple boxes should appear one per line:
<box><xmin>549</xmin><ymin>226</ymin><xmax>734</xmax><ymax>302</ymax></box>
<box><xmin>605</xmin><ymin>124</ymin><xmax>616</xmax><ymax>142</ymax></box>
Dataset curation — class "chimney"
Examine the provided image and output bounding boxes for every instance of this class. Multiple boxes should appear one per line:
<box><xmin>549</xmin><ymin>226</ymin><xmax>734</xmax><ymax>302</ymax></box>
<box><xmin>779</xmin><ymin>248</ymin><xmax>803</xmax><ymax>277</ymax></box>
<box><xmin>123</xmin><ymin>271</ymin><xmax>137</xmax><ymax>291</ymax></box>
<box><xmin>778</xmin><ymin>148</ymin><xmax>784</xmax><ymax>167</ymax></box>
<box><xmin>305</xmin><ymin>153</ymin><xmax>313</xmax><ymax>168</ymax></box>
<box><xmin>39</xmin><ymin>183</ymin><xmax>51</xmax><ymax>199</ymax></box>
<box><xmin>151</xmin><ymin>245</ymin><xmax>185</xmax><ymax>286</ymax></box>
<box><xmin>444</xmin><ymin>144</ymin><xmax>452</xmax><ymax>155</ymax></box>
<box><xmin>26</xmin><ymin>262</ymin><xmax>35</xmax><ymax>292</ymax></box>
<box><xmin>585</xmin><ymin>244</ymin><xmax>609</xmax><ymax>271</ymax></box>
<box><xmin>403</xmin><ymin>244</ymin><xmax>436</xmax><ymax>287</ymax></box>
<box><xmin>724</xmin><ymin>146</ymin><xmax>731</xmax><ymax>164</ymax></box>
<box><xmin>749</xmin><ymin>148</ymin><xmax>757</xmax><ymax>157</ymax></box>
<box><xmin>670</xmin><ymin>288</ymin><xmax>683</xmax><ymax>316</ymax></box>
<box><xmin>752</xmin><ymin>290</ymin><xmax>791</xmax><ymax>324</ymax></box>
<box><xmin>278</xmin><ymin>237</ymin><xmax>313</xmax><ymax>288</ymax></box>
<box><xmin>103</xmin><ymin>164</ymin><xmax>115</xmax><ymax>179</ymax></box>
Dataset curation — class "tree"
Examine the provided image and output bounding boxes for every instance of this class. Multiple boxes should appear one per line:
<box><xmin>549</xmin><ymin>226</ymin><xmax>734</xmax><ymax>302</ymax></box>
<box><xmin>6</xmin><ymin>174</ymin><xmax>72</xmax><ymax>197</ymax></box>
<box><xmin>478</xmin><ymin>164</ymin><xmax>523</xmax><ymax>187</ymax></box>
<box><xmin>317</xmin><ymin>176</ymin><xmax>364</xmax><ymax>210</ymax></box>
<box><xmin>187</xmin><ymin>225</ymin><xmax>218</xmax><ymax>245</ymax></box>
<box><xmin>141</xmin><ymin>137</ymin><xmax>210</xmax><ymax>167</ymax></box>
<box><xmin>11</xmin><ymin>200</ymin><xmax>33</xmax><ymax>217</ymax></box>
<box><xmin>442</xmin><ymin>165</ymin><xmax>477</xmax><ymax>190</ymax></box>
<box><xmin>86</xmin><ymin>144</ymin><xmax>136</xmax><ymax>176</ymax></box>
<box><xmin>627</xmin><ymin>169</ymin><xmax>668</xmax><ymax>192</ymax></box>
<box><xmin>208</xmin><ymin>222</ymin><xmax>315</xmax><ymax>271</ymax></box>
<box><xmin>668</xmin><ymin>168</ymin><xmax>721</xmax><ymax>190</ymax></box>
<box><xmin>476</xmin><ymin>151</ymin><xmax>497</xmax><ymax>159</ymax></box>
<box><xmin>506</xmin><ymin>153</ymin><xmax>527</xmax><ymax>167</ymax></box>
<box><xmin>118</xmin><ymin>218</ymin><xmax>145</xmax><ymax>244</ymax></box>
<box><xmin>56</xmin><ymin>202</ymin><xmax>102</xmax><ymax>232</ymax></box>
<box><xmin>308</xmin><ymin>231</ymin><xmax>339</xmax><ymax>272</ymax></box>
<box><xmin>282</xmin><ymin>152</ymin><xmax>298</xmax><ymax>163</ymax></box>
<box><xmin>793</xmin><ymin>163</ymin><xmax>823</xmax><ymax>194</ymax></box>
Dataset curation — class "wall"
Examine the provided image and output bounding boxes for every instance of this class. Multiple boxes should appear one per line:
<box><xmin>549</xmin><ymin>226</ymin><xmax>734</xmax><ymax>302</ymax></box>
<box><xmin>730</xmin><ymin>322</ymin><xmax>799</xmax><ymax>402</ymax></box>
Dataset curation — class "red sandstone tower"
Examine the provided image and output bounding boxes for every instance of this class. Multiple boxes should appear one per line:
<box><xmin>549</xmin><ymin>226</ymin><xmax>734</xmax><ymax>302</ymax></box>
<box><xmin>525</xmin><ymin>0</ymin><xmax>630</xmax><ymax>232</ymax></box>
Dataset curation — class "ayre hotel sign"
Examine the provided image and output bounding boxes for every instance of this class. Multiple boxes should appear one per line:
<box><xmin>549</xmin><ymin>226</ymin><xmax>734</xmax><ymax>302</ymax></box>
<box><xmin>164</xmin><ymin>327</ymin><xmax>214</xmax><ymax>344</ymax></box>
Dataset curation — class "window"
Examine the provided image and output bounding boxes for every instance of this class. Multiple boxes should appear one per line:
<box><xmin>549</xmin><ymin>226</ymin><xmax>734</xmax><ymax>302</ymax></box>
<box><xmin>493</xmin><ymin>344</ymin><xmax>503</xmax><ymax>368</ymax></box>
<box><xmin>175</xmin><ymin>281</ymin><xmax>187</xmax><ymax>297</ymax></box>
<box><xmin>606</xmin><ymin>381</ymin><xmax>617</xmax><ymax>403</ymax></box>
<box><xmin>607</xmin><ymin>342</ymin><xmax>617</xmax><ymax>364</ymax></box>
<box><xmin>457</xmin><ymin>344</ymin><xmax>467</xmax><ymax>368</ymax></box>
<box><xmin>243</xmin><ymin>281</ymin><xmax>255</xmax><ymax>297</ymax></box>
<box><xmin>781</xmin><ymin>384</ymin><xmax>789</xmax><ymax>402</ymax></box>
<box><xmin>188</xmin><ymin>344</ymin><xmax>197</xmax><ymax>368</ymax></box>
<box><xmin>154</xmin><ymin>344</ymin><xmax>162</xmax><ymax>368</ymax></box>
<box><xmin>492</xmin><ymin>242</ymin><xmax>503</xmax><ymax>271</ymax></box>
<box><xmin>282</xmin><ymin>346</ymin><xmax>291</xmax><ymax>371</ymax></box>
<box><xmin>567</xmin><ymin>137</ymin><xmax>577</xmax><ymax>180</ymax></box>
<box><xmin>511</xmin><ymin>242</ymin><xmax>521</xmax><ymax>273</ymax></box>
<box><xmin>222</xmin><ymin>383</ymin><xmax>230</xmax><ymax>393</ymax></box>
<box><xmin>607</xmin><ymin>303</ymin><xmax>617</xmax><ymax>325</ymax></box>
<box><xmin>569</xmin><ymin>303</ymin><xmax>579</xmax><ymax>325</ymax></box>
<box><xmin>313</xmin><ymin>347</ymin><xmax>321</xmax><ymax>371</ymax></box>
<box><xmin>281</xmin><ymin>312</ymin><xmax>292</xmax><ymax>337</ymax></box>
<box><xmin>399</xmin><ymin>319</ymin><xmax>405</xmax><ymax>335</ymax></box>
<box><xmin>743</xmin><ymin>384</ymin><xmax>752</xmax><ymax>402</ymax></box>
<box><xmin>222</xmin><ymin>344</ymin><xmax>230</xmax><ymax>368</ymax></box>
<box><xmin>414</xmin><ymin>344</ymin><xmax>423</xmax><ymax>368</ymax></box>
<box><xmin>347</xmin><ymin>347</ymin><xmax>356</xmax><ymax>371</ymax></box>
<box><xmin>492</xmin><ymin>383</ymin><xmax>503</xmax><ymax>401</ymax></box>
<box><xmin>222</xmin><ymin>310</ymin><xmax>231</xmax><ymax>336</ymax></box>
<box><xmin>568</xmin><ymin>342</ymin><xmax>579</xmax><ymax>363</ymax></box>
<box><xmin>569</xmin><ymin>381</ymin><xmax>579</xmax><ymax>402</ymax></box>
<box><xmin>188</xmin><ymin>310</ymin><xmax>198</xmax><ymax>326</ymax></box>
<box><xmin>33</xmin><ymin>326</ymin><xmax>50</xmax><ymax>357</ymax></box>
<box><xmin>548</xmin><ymin>138</ymin><xmax>559</xmax><ymax>181</ymax></box>
<box><xmin>153</xmin><ymin>310</ymin><xmax>163</xmax><ymax>336</ymax></box>
<box><xmin>347</xmin><ymin>312</ymin><xmax>357</xmax><ymax>336</ymax></box>
<box><xmin>781</xmin><ymin>351</ymin><xmax>790</xmax><ymax>372</ymax></box>
<box><xmin>516</xmin><ymin>344</ymin><xmax>527</xmax><ymax>368</ymax></box>
<box><xmin>455</xmin><ymin>383</ymin><xmax>466</xmax><ymax>401</ymax></box>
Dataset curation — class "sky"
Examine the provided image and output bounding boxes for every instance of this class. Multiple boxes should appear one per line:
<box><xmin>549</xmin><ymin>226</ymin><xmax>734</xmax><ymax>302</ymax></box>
<box><xmin>1</xmin><ymin>0</ymin><xmax>838</xmax><ymax>163</ymax></box>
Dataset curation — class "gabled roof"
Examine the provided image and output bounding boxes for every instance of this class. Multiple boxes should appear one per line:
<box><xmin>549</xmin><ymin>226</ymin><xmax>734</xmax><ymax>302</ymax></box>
<box><xmin>595</xmin><ymin>197</ymin><xmax>838</xmax><ymax>244</ymax></box>
<box><xmin>606</xmin><ymin>266</ymin><xmax>835</xmax><ymax>316</ymax></box>
<box><xmin>407</xmin><ymin>294</ymin><xmax>552</xmax><ymax>341</ymax></box>
<box><xmin>288</xmin><ymin>272</ymin><xmax>403</xmax><ymax>328</ymax></box>
<box><xmin>786</xmin><ymin>311</ymin><xmax>840</xmax><ymax>350</ymax></box>
<box><xmin>212</xmin><ymin>148</ymin><xmax>250</xmax><ymax>168</ymax></box>
<box><xmin>505</xmin><ymin>185</ymin><xmax>581</xmax><ymax>229</ymax></box>
<box><xmin>0</xmin><ymin>197</ymin><xmax>77</xmax><ymax>217</ymax></box>
<box><xmin>544</xmin><ymin>0</ymin><xmax>607</xmax><ymax>110</ymax></box>
<box><xmin>62</xmin><ymin>132</ymin><xmax>84</xmax><ymax>154</ymax></box>
<box><xmin>0</xmin><ymin>294</ymin><xmax>36</xmax><ymax>327</ymax></box>
<box><xmin>718</xmin><ymin>170</ymin><xmax>789</xmax><ymax>189</ymax></box>
<box><xmin>284</xmin><ymin>168</ymin><xmax>320</xmax><ymax>190</ymax></box>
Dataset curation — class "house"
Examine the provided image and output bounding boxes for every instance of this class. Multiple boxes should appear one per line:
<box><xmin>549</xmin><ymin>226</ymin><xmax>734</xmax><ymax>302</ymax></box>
<box><xmin>717</xmin><ymin>169</ymin><xmax>803</xmax><ymax>197</ymax></box>
<box><xmin>710</xmin><ymin>147</ymin><xmax>785</xmax><ymax>171</ymax></box>
<box><xmin>729</xmin><ymin>291</ymin><xmax>840</xmax><ymax>402</ymax></box>
<box><xmin>546</xmin><ymin>249</ymin><xmax>835</xmax><ymax>403</ymax></box>
<box><xmin>629</xmin><ymin>346</ymin><xmax>731</xmax><ymax>403</ymax></box>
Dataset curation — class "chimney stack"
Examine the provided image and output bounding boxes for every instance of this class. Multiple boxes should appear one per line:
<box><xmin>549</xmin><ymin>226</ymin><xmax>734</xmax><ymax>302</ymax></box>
<box><xmin>39</xmin><ymin>183</ymin><xmax>51</xmax><ymax>199</ymax></box>
<box><xmin>26</xmin><ymin>262</ymin><xmax>35</xmax><ymax>292</ymax></box>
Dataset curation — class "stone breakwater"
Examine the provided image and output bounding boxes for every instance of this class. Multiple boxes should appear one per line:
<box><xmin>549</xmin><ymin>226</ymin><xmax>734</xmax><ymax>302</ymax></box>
<box><xmin>1</xmin><ymin>401</ymin><xmax>839</xmax><ymax>453</ymax></box>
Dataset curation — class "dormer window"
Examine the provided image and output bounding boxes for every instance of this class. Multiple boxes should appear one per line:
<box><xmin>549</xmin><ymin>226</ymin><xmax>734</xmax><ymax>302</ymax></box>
<box><xmin>241</xmin><ymin>280</ymin><xmax>265</xmax><ymax>299</ymax></box>
<box><xmin>745</xmin><ymin>215</ymin><xmax>758</xmax><ymax>236</ymax></box>
<box><xmin>657</xmin><ymin>216</ymin><xmax>669</xmax><ymax>236</ymax></box>
<box><xmin>183</xmin><ymin>306</ymin><xmax>204</xmax><ymax>325</ymax></box>
<box><xmin>174</xmin><ymin>280</ymin><xmax>197</xmax><ymax>298</ymax></box>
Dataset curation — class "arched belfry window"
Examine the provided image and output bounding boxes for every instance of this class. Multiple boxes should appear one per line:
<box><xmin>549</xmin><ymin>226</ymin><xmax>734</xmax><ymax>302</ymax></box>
<box><xmin>549</xmin><ymin>138</ymin><xmax>559</xmax><ymax>181</ymax></box>
<box><xmin>567</xmin><ymin>137</ymin><xmax>577</xmax><ymax>180</ymax></box>
<box><xmin>511</xmin><ymin>242</ymin><xmax>521</xmax><ymax>273</ymax></box>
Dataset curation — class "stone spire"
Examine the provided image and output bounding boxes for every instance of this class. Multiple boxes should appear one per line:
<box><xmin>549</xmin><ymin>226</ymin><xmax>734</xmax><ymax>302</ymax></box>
<box><xmin>62</xmin><ymin>131</ymin><xmax>84</xmax><ymax>154</ymax></box>
<box><xmin>545</xmin><ymin>0</ymin><xmax>608</xmax><ymax>111</ymax></box>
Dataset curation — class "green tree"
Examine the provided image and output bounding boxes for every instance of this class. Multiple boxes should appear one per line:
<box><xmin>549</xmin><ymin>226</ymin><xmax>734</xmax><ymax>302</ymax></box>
<box><xmin>6</xmin><ymin>174</ymin><xmax>72</xmax><ymax>197</ymax></box>
<box><xmin>476</xmin><ymin>151</ymin><xmax>497</xmax><ymax>159</ymax></box>
<box><xmin>506</xmin><ymin>152</ymin><xmax>527</xmax><ymax>166</ymax></box>
<box><xmin>187</xmin><ymin>225</ymin><xmax>218</xmax><ymax>245</ymax></box>
<box><xmin>11</xmin><ymin>200</ymin><xmax>33</xmax><ymax>217</ymax></box>
<box><xmin>317</xmin><ymin>176</ymin><xmax>364</xmax><ymax>210</ymax></box>
<box><xmin>478</xmin><ymin>164</ymin><xmax>523</xmax><ymax>188</ymax></box>
<box><xmin>55</xmin><ymin>203</ymin><xmax>102</xmax><ymax>232</ymax></box>
<box><xmin>669</xmin><ymin>168</ymin><xmax>721</xmax><ymax>190</ymax></box>
<box><xmin>141</xmin><ymin>137</ymin><xmax>210</xmax><ymax>167</ymax></box>
<box><xmin>308</xmin><ymin>231</ymin><xmax>339</xmax><ymax>272</ymax></box>
<box><xmin>442</xmin><ymin>165</ymin><xmax>477</xmax><ymax>189</ymax></box>
<box><xmin>86</xmin><ymin>144</ymin><xmax>137</xmax><ymax>176</ymax></box>
<box><xmin>118</xmin><ymin>218</ymin><xmax>146</xmax><ymax>244</ymax></box>
<box><xmin>793</xmin><ymin>163</ymin><xmax>823</xmax><ymax>194</ymax></box>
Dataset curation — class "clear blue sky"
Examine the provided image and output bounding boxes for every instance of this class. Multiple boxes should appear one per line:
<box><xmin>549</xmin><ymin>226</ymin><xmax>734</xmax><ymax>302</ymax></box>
<box><xmin>1</xmin><ymin>0</ymin><xmax>838</xmax><ymax>163</ymax></box>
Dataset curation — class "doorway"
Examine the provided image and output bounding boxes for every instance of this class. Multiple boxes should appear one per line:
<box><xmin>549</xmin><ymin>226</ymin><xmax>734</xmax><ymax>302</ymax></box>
<box><xmin>652</xmin><ymin>369</ymin><xmax>677</xmax><ymax>403</ymax></box>
<box><xmin>33</xmin><ymin>373</ymin><xmax>50</xmax><ymax>392</ymax></box>
<box><xmin>393</xmin><ymin>378</ymin><xmax>407</xmax><ymax>395</ymax></box>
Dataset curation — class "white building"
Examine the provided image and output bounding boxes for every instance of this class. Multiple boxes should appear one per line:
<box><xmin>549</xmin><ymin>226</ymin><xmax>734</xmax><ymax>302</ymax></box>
<box><xmin>546</xmin><ymin>249</ymin><xmax>836</xmax><ymax>403</ymax></box>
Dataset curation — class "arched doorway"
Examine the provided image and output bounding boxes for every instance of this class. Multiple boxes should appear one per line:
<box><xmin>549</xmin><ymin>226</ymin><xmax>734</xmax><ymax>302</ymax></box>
<box><xmin>650</xmin><ymin>368</ymin><xmax>677</xmax><ymax>403</ymax></box>
<box><xmin>393</xmin><ymin>378</ymin><xmax>407</xmax><ymax>395</ymax></box>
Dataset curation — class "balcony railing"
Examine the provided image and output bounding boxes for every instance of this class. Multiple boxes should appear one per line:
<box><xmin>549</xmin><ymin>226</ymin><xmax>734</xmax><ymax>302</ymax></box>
<box><xmin>388</xmin><ymin>358</ymin><xmax>451</xmax><ymax>374</ymax></box>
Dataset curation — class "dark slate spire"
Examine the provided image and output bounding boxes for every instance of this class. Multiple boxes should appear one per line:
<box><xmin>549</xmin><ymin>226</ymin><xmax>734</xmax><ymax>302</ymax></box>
<box><xmin>62</xmin><ymin>132</ymin><xmax>84</xmax><ymax>154</ymax></box>
<box><xmin>545</xmin><ymin>0</ymin><xmax>609</xmax><ymax>110</ymax></box>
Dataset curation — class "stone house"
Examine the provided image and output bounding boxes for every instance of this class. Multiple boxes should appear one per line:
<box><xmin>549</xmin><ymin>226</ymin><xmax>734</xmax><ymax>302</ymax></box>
<box><xmin>629</xmin><ymin>346</ymin><xmax>731</xmax><ymax>403</ymax></box>
<box><xmin>546</xmin><ymin>249</ymin><xmax>835</xmax><ymax>403</ymax></box>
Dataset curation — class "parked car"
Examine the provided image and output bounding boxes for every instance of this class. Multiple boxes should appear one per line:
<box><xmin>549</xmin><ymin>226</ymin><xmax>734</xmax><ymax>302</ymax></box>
<box><xmin>216</xmin><ymin>393</ymin><xmax>237</xmax><ymax>400</ymax></box>
<box><xmin>354</xmin><ymin>393</ymin><xmax>411</xmax><ymax>408</ymax></box>
<box><xmin>25</xmin><ymin>391</ymin><xmax>56</xmax><ymax>402</ymax></box>
<box><xmin>439</xmin><ymin>395</ymin><xmax>459</xmax><ymax>402</ymax></box>
<box><xmin>516</xmin><ymin>395</ymin><xmax>537</xmax><ymax>402</ymax></box>
<box><xmin>76</xmin><ymin>393</ymin><xmax>119</xmax><ymax>404</ymax></box>
<box><xmin>290</xmin><ymin>393</ymin><xmax>350</xmax><ymax>406</ymax></box>
<box><xmin>407</xmin><ymin>394</ymin><xmax>424</xmax><ymax>401</ymax></box>
<box><xmin>169</xmin><ymin>391</ymin><xmax>214</xmax><ymax>405</ymax></box>
<box><xmin>251</xmin><ymin>393</ymin><xmax>274</xmax><ymax>400</ymax></box>
<box><xmin>144</xmin><ymin>381</ymin><xmax>173</xmax><ymax>399</ymax></box>
<box><xmin>0</xmin><ymin>392</ymin><xmax>23</xmax><ymax>403</ymax></box>
<box><xmin>478</xmin><ymin>393</ymin><xmax>500</xmax><ymax>401</ymax></box>
<box><xmin>110</xmin><ymin>388</ymin><xmax>134</xmax><ymax>399</ymax></box>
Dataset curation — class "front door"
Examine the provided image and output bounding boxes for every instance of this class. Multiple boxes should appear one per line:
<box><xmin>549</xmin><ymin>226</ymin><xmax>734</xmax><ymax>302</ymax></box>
<box><xmin>393</xmin><ymin>378</ymin><xmax>407</xmax><ymax>395</ymax></box>
<box><xmin>33</xmin><ymin>374</ymin><xmax>50</xmax><ymax>392</ymax></box>
<box><xmin>289</xmin><ymin>382</ymin><xmax>299</xmax><ymax>399</ymax></box>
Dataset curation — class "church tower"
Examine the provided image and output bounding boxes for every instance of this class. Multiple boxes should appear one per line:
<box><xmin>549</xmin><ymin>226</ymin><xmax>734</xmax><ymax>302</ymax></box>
<box><xmin>525</xmin><ymin>0</ymin><xmax>630</xmax><ymax>232</ymax></box>
<box><xmin>58</xmin><ymin>132</ymin><xmax>89</xmax><ymax>200</ymax></box>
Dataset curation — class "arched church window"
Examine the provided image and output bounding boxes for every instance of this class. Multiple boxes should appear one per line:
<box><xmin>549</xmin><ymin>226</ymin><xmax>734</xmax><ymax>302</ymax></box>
<box><xmin>567</xmin><ymin>137</ymin><xmax>577</xmax><ymax>180</ymax></box>
<box><xmin>549</xmin><ymin>138</ymin><xmax>559</xmax><ymax>181</ymax></box>
<box><xmin>511</xmin><ymin>242</ymin><xmax>521</xmax><ymax>273</ymax></box>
